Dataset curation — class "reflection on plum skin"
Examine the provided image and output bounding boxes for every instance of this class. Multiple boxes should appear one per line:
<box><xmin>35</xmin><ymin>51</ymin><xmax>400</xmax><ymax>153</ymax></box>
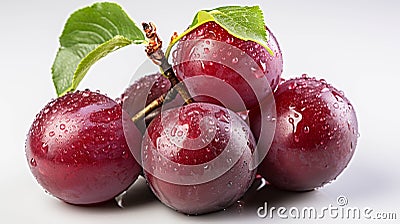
<box><xmin>62</xmin><ymin>177</ymin><xmax>157</xmax><ymax>211</ymax></box>
<box><xmin>238</xmin><ymin>177</ymin><xmax>315</xmax><ymax>212</ymax></box>
<box><xmin>120</xmin><ymin>176</ymin><xmax>313</xmax><ymax>216</ymax></box>
<box><xmin>192</xmin><ymin>176</ymin><xmax>316</xmax><ymax>219</ymax></box>
<box><xmin>116</xmin><ymin>177</ymin><xmax>157</xmax><ymax>209</ymax></box>
<box><xmin>63</xmin><ymin>176</ymin><xmax>314</xmax><ymax>215</ymax></box>
<box><xmin>64</xmin><ymin>198</ymin><xmax>119</xmax><ymax>210</ymax></box>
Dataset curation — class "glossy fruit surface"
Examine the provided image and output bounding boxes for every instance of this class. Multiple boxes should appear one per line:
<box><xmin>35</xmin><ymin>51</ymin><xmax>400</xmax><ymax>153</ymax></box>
<box><xmin>252</xmin><ymin>76</ymin><xmax>358</xmax><ymax>191</ymax></box>
<box><xmin>142</xmin><ymin>102</ymin><xmax>256</xmax><ymax>214</ymax></box>
<box><xmin>173</xmin><ymin>21</ymin><xmax>283</xmax><ymax>111</ymax></box>
<box><xmin>26</xmin><ymin>90</ymin><xmax>141</xmax><ymax>204</ymax></box>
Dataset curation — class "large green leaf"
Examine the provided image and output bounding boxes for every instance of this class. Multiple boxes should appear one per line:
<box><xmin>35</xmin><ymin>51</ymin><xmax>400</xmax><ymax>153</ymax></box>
<box><xmin>51</xmin><ymin>2</ymin><xmax>145</xmax><ymax>96</ymax></box>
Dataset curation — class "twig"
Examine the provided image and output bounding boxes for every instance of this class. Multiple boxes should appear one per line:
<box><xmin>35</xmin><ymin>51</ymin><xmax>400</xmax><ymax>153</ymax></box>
<box><xmin>142</xmin><ymin>22</ymin><xmax>193</xmax><ymax>104</ymax></box>
<box><xmin>131</xmin><ymin>23</ymin><xmax>193</xmax><ymax>124</ymax></box>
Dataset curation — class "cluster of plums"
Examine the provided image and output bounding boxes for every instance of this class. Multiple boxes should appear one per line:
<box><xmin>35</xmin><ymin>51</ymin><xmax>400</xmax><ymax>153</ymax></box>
<box><xmin>26</xmin><ymin>21</ymin><xmax>358</xmax><ymax>215</ymax></box>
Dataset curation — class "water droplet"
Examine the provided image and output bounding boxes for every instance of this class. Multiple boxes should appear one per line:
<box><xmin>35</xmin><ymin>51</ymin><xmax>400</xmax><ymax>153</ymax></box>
<box><xmin>170</xmin><ymin>127</ymin><xmax>177</xmax><ymax>137</ymax></box>
<box><xmin>250</xmin><ymin>67</ymin><xmax>264</xmax><ymax>78</ymax></box>
<box><xmin>232</xmin><ymin>57</ymin><xmax>238</xmax><ymax>64</ymax></box>
<box><xmin>82</xmin><ymin>91</ymin><xmax>90</xmax><ymax>97</ymax></box>
<box><xmin>333</xmin><ymin>102</ymin><xmax>339</xmax><ymax>109</ymax></box>
<box><xmin>227</xmin><ymin>181</ymin><xmax>233</xmax><ymax>188</ymax></box>
<box><xmin>115</xmin><ymin>191</ymin><xmax>127</xmax><ymax>208</ymax></box>
<box><xmin>288</xmin><ymin>82</ymin><xmax>297</xmax><ymax>90</ymax></box>
<box><xmin>227</xmin><ymin>158</ymin><xmax>232</xmax><ymax>164</ymax></box>
<box><xmin>41</xmin><ymin>143</ymin><xmax>48</xmax><ymax>153</ymax></box>
<box><xmin>304</xmin><ymin>126</ymin><xmax>310</xmax><ymax>134</ymax></box>
<box><xmin>348</xmin><ymin>104</ymin><xmax>353</xmax><ymax>111</ymax></box>
<box><xmin>204</xmin><ymin>164</ymin><xmax>209</xmax><ymax>170</ymax></box>
<box><xmin>30</xmin><ymin>158</ymin><xmax>37</xmax><ymax>167</ymax></box>
<box><xmin>172</xmin><ymin>50</ymin><xmax>178</xmax><ymax>59</ymax></box>
<box><xmin>60</xmin><ymin>124</ymin><xmax>66</xmax><ymax>130</ymax></box>
<box><xmin>321</xmin><ymin>87</ymin><xmax>330</xmax><ymax>93</ymax></box>
<box><xmin>236</xmin><ymin>200</ymin><xmax>245</xmax><ymax>213</ymax></box>
<box><xmin>122</xmin><ymin>151</ymin><xmax>129</xmax><ymax>159</ymax></box>
<box><xmin>204</xmin><ymin>48</ymin><xmax>210</xmax><ymax>54</ymax></box>
<box><xmin>49</xmin><ymin>131</ymin><xmax>55</xmax><ymax>137</ymax></box>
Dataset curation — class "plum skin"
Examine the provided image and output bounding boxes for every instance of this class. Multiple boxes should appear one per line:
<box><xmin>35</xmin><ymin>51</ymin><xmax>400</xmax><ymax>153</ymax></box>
<box><xmin>142</xmin><ymin>103</ymin><xmax>256</xmax><ymax>215</ymax></box>
<box><xmin>173</xmin><ymin>21</ymin><xmax>283</xmax><ymax>111</ymax></box>
<box><xmin>251</xmin><ymin>76</ymin><xmax>359</xmax><ymax>191</ymax></box>
<box><xmin>25</xmin><ymin>90</ymin><xmax>141</xmax><ymax>204</ymax></box>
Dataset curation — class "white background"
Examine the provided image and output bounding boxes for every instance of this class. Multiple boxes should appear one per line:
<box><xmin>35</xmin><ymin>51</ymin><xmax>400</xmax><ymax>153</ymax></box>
<box><xmin>1</xmin><ymin>0</ymin><xmax>399</xmax><ymax>223</ymax></box>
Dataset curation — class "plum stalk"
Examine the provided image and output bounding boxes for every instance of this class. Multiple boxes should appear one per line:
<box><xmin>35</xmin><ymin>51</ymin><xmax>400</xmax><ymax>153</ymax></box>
<box><xmin>131</xmin><ymin>22</ymin><xmax>193</xmax><ymax>123</ymax></box>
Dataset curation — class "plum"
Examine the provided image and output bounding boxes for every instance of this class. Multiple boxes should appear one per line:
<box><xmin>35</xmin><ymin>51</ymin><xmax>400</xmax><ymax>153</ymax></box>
<box><xmin>142</xmin><ymin>102</ymin><xmax>256</xmax><ymax>214</ymax></box>
<box><xmin>26</xmin><ymin>90</ymin><xmax>142</xmax><ymax>204</ymax></box>
<box><xmin>250</xmin><ymin>76</ymin><xmax>359</xmax><ymax>191</ymax></box>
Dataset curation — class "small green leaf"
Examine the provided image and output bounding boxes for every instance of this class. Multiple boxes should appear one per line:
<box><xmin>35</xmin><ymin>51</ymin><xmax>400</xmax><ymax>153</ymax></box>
<box><xmin>52</xmin><ymin>2</ymin><xmax>145</xmax><ymax>96</ymax></box>
<box><xmin>166</xmin><ymin>5</ymin><xmax>273</xmax><ymax>58</ymax></box>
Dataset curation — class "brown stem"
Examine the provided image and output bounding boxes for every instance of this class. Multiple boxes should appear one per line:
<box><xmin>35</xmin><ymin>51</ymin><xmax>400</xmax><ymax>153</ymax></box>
<box><xmin>132</xmin><ymin>22</ymin><xmax>193</xmax><ymax>123</ymax></box>
<box><xmin>131</xmin><ymin>22</ymin><xmax>194</xmax><ymax>124</ymax></box>
<box><xmin>131</xmin><ymin>87</ymin><xmax>178</xmax><ymax>123</ymax></box>
<box><xmin>131</xmin><ymin>93</ymin><xmax>165</xmax><ymax>123</ymax></box>
<box><xmin>142</xmin><ymin>22</ymin><xmax>193</xmax><ymax>104</ymax></box>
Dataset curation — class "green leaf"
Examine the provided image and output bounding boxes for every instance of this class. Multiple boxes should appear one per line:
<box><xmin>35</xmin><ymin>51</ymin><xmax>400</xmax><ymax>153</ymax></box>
<box><xmin>52</xmin><ymin>2</ymin><xmax>145</xmax><ymax>96</ymax></box>
<box><xmin>166</xmin><ymin>5</ymin><xmax>273</xmax><ymax>58</ymax></box>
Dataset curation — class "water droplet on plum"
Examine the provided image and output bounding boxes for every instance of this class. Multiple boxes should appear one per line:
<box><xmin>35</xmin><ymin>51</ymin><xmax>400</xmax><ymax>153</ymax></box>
<box><xmin>232</xmin><ymin>57</ymin><xmax>238</xmax><ymax>64</ymax></box>
<box><xmin>30</xmin><ymin>158</ymin><xmax>37</xmax><ymax>167</ymax></box>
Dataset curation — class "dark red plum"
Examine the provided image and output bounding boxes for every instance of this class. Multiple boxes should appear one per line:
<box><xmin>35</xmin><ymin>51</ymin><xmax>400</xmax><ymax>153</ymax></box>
<box><xmin>250</xmin><ymin>76</ymin><xmax>359</xmax><ymax>191</ymax></box>
<box><xmin>173</xmin><ymin>21</ymin><xmax>283</xmax><ymax>111</ymax></box>
<box><xmin>26</xmin><ymin>90</ymin><xmax>142</xmax><ymax>204</ymax></box>
<box><xmin>142</xmin><ymin>102</ymin><xmax>256</xmax><ymax>215</ymax></box>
